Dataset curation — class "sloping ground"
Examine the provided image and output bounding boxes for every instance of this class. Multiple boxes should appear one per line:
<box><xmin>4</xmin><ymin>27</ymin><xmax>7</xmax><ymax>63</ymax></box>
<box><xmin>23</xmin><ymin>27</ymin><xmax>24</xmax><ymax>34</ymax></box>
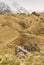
<box><xmin>0</xmin><ymin>13</ymin><xmax>44</xmax><ymax>65</ymax></box>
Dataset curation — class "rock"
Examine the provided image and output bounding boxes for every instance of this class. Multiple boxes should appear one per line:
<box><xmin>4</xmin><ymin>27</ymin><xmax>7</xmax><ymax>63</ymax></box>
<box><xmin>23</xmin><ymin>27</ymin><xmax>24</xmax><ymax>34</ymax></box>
<box><xmin>15</xmin><ymin>46</ymin><xmax>29</xmax><ymax>58</ymax></box>
<box><xmin>24</xmin><ymin>43</ymin><xmax>40</xmax><ymax>52</ymax></box>
<box><xmin>17</xmin><ymin>51</ymin><xmax>25</xmax><ymax>58</ymax></box>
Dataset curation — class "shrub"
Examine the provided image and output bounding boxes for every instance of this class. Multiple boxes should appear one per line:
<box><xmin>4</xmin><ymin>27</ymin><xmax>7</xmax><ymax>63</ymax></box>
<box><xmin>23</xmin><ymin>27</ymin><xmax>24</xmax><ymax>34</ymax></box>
<box><xmin>31</xmin><ymin>12</ymin><xmax>40</xmax><ymax>16</ymax></box>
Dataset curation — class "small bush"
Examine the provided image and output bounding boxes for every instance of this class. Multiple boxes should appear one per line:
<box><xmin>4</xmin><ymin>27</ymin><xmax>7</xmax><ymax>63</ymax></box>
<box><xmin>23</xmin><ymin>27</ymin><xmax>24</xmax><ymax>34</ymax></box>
<box><xmin>40</xmin><ymin>18</ymin><xmax>44</xmax><ymax>22</ymax></box>
<box><xmin>31</xmin><ymin>12</ymin><xmax>40</xmax><ymax>16</ymax></box>
<box><xmin>19</xmin><ymin>21</ymin><xmax>29</xmax><ymax>29</ymax></box>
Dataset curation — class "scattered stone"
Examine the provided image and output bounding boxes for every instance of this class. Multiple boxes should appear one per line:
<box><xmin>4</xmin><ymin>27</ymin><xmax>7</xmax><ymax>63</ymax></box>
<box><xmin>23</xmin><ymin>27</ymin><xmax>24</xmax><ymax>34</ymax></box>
<box><xmin>24</xmin><ymin>43</ymin><xmax>40</xmax><ymax>52</ymax></box>
<box><xmin>15</xmin><ymin>46</ymin><xmax>29</xmax><ymax>58</ymax></box>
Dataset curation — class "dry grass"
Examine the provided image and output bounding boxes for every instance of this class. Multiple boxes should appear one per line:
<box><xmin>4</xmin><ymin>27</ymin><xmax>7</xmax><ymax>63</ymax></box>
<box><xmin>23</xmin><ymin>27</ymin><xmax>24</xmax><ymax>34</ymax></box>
<box><xmin>0</xmin><ymin>13</ymin><xmax>44</xmax><ymax>65</ymax></box>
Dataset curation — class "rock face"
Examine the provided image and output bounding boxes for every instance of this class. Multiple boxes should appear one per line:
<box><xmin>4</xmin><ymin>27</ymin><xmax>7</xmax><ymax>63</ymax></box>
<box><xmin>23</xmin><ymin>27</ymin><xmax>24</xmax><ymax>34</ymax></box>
<box><xmin>15</xmin><ymin>46</ymin><xmax>29</xmax><ymax>58</ymax></box>
<box><xmin>24</xmin><ymin>43</ymin><xmax>40</xmax><ymax>52</ymax></box>
<box><xmin>0</xmin><ymin>2</ymin><xmax>11</xmax><ymax>14</ymax></box>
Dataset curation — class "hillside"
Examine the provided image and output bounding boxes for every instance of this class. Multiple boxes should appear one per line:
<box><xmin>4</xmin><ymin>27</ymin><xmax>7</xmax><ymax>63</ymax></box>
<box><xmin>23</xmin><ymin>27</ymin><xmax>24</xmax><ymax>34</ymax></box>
<box><xmin>0</xmin><ymin>13</ymin><xmax>44</xmax><ymax>65</ymax></box>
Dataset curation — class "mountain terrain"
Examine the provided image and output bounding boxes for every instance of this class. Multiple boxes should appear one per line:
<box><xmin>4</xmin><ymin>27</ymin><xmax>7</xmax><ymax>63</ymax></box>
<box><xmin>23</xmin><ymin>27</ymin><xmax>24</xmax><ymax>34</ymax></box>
<box><xmin>0</xmin><ymin>13</ymin><xmax>44</xmax><ymax>65</ymax></box>
<box><xmin>0</xmin><ymin>1</ymin><xmax>44</xmax><ymax>65</ymax></box>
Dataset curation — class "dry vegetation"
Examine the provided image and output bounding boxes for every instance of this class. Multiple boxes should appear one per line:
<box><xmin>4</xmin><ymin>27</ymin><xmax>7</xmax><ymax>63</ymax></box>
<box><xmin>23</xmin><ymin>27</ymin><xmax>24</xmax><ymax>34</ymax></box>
<box><xmin>0</xmin><ymin>13</ymin><xmax>44</xmax><ymax>65</ymax></box>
